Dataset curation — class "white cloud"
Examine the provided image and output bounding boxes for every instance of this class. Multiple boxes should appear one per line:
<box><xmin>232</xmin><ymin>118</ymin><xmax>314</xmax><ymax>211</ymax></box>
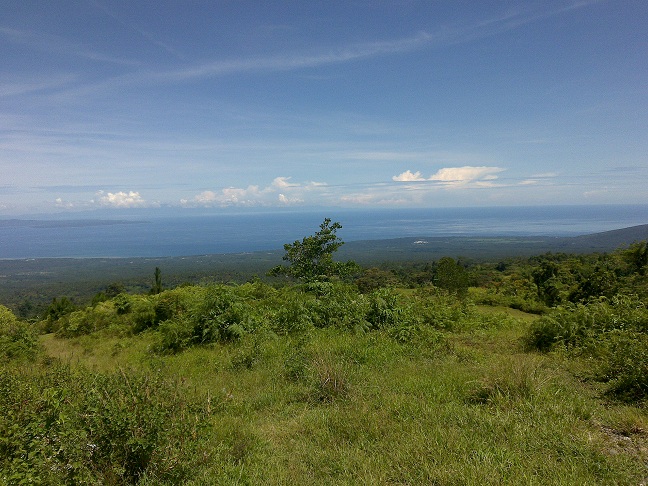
<box><xmin>278</xmin><ymin>193</ymin><xmax>303</xmax><ymax>205</ymax></box>
<box><xmin>392</xmin><ymin>170</ymin><xmax>425</xmax><ymax>182</ymax></box>
<box><xmin>392</xmin><ymin>166</ymin><xmax>506</xmax><ymax>187</ymax></box>
<box><xmin>191</xmin><ymin>191</ymin><xmax>218</xmax><ymax>204</ymax></box>
<box><xmin>96</xmin><ymin>190</ymin><xmax>147</xmax><ymax>208</ymax></box>
<box><xmin>428</xmin><ymin>166</ymin><xmax>505</xmax><ymax>185</ymax></box>
<box><xmin>55</xmin><ymin>197</ymin><xmax>75</xmax><ymax>209</ymax></box>
<box><xmin>220</xmin><ymin>186</ymin><xmax>262</xmax><ymax>205</ymax></box>
<box><xmin>271</xmin><ymin>176</ymin><xmax>299</xmax><ymax>189</ymax></box>
<box><xmin>181</xmin><ymin>177</ymin><xmax>318</xmax><ymax>208</ymax></box>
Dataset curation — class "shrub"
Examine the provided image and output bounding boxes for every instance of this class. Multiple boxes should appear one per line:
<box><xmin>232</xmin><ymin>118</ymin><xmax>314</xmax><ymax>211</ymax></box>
<box><xmin>271</xmin><ymin>293</ymin><xmax>314</xmax><ymax>335</ymax></box>
<box><xmin>129</xmin><ymin>296</ymin><xmax>157</xmax><ymax>333</ymax></box>
<box><xmin>0</xmin><ymin>363</ymin><xmax>208</xmax><ymax>484</ymax></box>
<box><xmin>525</xmin><ymin>295</ymin><xmax>648</xmax><ymax>352</ymax></box>
<box><xmin>57</xmin><ymin>301</ymin><xmax>119</xmax><ymax>338</ymax></box>
<box><xmin>524</xmin><ymin>295</ymin><xmax>648</xmax><ymax>401</ymax></box>
<box><xmin>157</xmin><ymin>318</ymin><xmax>194</xmax><ymax>353</ymax></box>
<box><xmin>307</xmin><ymin>282</ymin><xmax>369</xmax><ymax>330</ymax></box>
<box><xmin>366</xmin><ymin>288</ymin><xmax>409</xmax><ymax>329</ymax></box>
<box><xmin>0</xmin><ymin>305</ymin><xmax>40</xmax><ymax>361</ymax></box>
<box><xmin>593</xmin><ymin>330</ymin><xmax>648</xmax><ymax>401</ymax></box>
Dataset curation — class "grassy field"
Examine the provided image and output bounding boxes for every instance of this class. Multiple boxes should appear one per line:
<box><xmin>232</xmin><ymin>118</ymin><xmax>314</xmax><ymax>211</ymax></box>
<box><xmin>27</xmin><ymin>305</ymin><xmax>646</xmax><ymax>485</ymax></box>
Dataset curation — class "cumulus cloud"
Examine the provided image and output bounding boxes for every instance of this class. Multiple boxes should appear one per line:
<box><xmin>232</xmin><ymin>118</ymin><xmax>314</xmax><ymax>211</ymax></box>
<box><xmin>428</xmin><ymin>166</ymin><xmax>505</xmax><ymax>185</ymax></box>
<box><xmin>392</xmin><ymin>166</ymin><xmax>506</xmax><ymax>187</ymax></box>
<box><xmin>55</xmin><ymin>197</ymin><xmax>75</xmax><ymax>209</ymax></box>
<box><xmin>96</xmin><ymin>190</ymin><xmax>147</xmax><ymax>208</ymax></box>
<box><xmin>278</xmin><ymin>193</ymin><xmax>303</xmax><ymax>204</ymax></box>
<box><xmin>272</xmin><ymin>176</ymin><xmax>299</xmax><ymax>189</ymax></box>
<box><xmin>392</xmin><ymin>170</ymin><xmax>425</xmax><ymax>182</ymax></box>
<box><xmin>181</xmin><ymin>177</ymin><xmax>319</xmax><ymax>208</ymax></box>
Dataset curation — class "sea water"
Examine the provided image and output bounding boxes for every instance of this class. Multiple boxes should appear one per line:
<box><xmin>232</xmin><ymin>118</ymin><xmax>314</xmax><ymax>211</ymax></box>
<box><xmin>1</xmin><ymin>205</ymin><xmax>647</xmax><ymax>259</ymax></box>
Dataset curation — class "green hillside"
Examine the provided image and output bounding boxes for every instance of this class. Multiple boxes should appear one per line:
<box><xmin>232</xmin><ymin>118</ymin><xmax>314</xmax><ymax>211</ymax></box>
<box><xmin>1</xmin><ymin>222</ymin><xmax>647</xmax><ymax>484</ymax></box>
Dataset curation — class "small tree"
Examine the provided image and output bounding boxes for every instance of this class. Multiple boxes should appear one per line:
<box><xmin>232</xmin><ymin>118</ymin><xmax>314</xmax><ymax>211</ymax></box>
<box><xmin>269</xmin><ymin>218</ymin><xmax>358</xmax><ymax>282</ymax></box>
<box><xmin>151</xmin><ymin>267</ymin><xmax>163</xmax><ymax>295</ymax></box>
<box><xmin>435</xmin><ymin>257</ymin><xmax>470</xmax><ymax>297</ymax></box>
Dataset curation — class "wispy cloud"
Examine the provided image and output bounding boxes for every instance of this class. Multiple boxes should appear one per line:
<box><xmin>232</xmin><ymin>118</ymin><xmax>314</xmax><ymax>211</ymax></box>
<box><xmin>0</xmin><ymin>74</ymin><xmax>78</xmax><ymax>97</ymax></box>
<box><xmin>530</xmin><ymin>172</ymin><xmax>559</xmax><ymax>178</ymax></box>
<box><xmin>27</xmin><ymin>0</ymin><xmax>602</xmax><ymax>99</ymax></box>
<box><xmin>0</xmin><ymin>27</ymin><xmax>140</xmax><ymax>66</ymax></box>
<box><xmin>150</xmin><ymin>1</ymin><xmax>598</xmax><ymax>84</ymax></box>
<box><xmin>89</xmin><ymin>0</ymin><xmax>188</xmax><ymax>61</ymax></box>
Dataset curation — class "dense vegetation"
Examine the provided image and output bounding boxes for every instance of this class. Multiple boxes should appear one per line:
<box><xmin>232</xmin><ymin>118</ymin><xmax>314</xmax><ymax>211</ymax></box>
<box><xmin>1</xmin><ymin>222</ymin><xmax>647</xmax><ymax>484</ymax></box>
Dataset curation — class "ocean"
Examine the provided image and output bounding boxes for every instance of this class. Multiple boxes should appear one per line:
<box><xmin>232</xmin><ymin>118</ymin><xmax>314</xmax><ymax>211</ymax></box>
<box><xmin>1</xmin><ymin>205</ymin><xmax>647</xmax><ymax>259</ymax></box>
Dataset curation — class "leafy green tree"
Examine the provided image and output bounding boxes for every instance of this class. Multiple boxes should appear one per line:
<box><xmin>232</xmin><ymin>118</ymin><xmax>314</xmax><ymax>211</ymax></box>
<box><xmin>434</xmin><ymin>257</ymin><xmax>470</xmax><ymax>297</ymax></box>
<box><xmin>105</xmin><ymin>282</ymin><xmax>126</xmax><ymax>298</ymax></box>
<box><xmin>45</xmin><ymin>296</ymin><xmax>76</xmax><ymax>321</ymax></box>
<box><xmin>623</xmin><ymin>241</ymin><xmax>648</xmax><ymax>275</ymax></box>
<box><xmin>151</xmin><ymin>267</ymin><xmax>163</xmax><ymax>294</ymax></box>
<box><xmin>568</xmin><ymin>263</ymin><xmax>618</xmax><ymax>303</ymax></box>
<box><xmin>269</xmin><ymin>218</ymin><xmax>359</xmax><ymax>282</ymax></box>
<box><xmin>355</xmin><ymin>267</ymin><xmax>400</xmax><ymax>293</ymax></box>
<box><xmin>532</xmin><ymin>260</ymin><xmax>562</xmax><ymax>307</ymax></box>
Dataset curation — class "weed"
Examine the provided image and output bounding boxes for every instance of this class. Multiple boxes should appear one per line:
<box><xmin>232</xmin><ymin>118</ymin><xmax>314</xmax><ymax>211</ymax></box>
<box><xmin>310</xmin><ymin>354</ymin><xmax>350</xmax><ymax>403</ymax></box>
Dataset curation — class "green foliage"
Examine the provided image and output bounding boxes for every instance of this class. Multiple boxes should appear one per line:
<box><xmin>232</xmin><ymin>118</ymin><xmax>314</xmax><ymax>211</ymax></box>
<box><xmin>270</xmin><ymin>292</ymin><xmax>314</xmax><ymax>335</ymax></box>
<box><xmin>355</xmin><ymin>267</ymin><xmax>400</xmax><ymax>293</ymax></box>
<box><xmin>0</xmin><ymin>305</ymin><xmax>40</xmax><ymax>361</ymax></box>
<box><xmin>151</xmin><ymin>266</ymin><xmax>163</xmax><ymax>295</ymax></box>
<box><xmin>525</xmin><ymin>295</ymin><xmax>648</xmax><ymax>401</ymax></box>
<box><xmin>594</xmin><ymin>331</ymin><xmax>648</xmax><ymax>401</ymax></box>
<box><xmin>532</xmin><ymin>259</ymin><xmax>562</xmax><ymax>306</ymax></box>
<box><xmin>269</xmin><ymin>218</ymin><xmax>359</xmax><ymax>282</ymax></box>
<box><xmin>157</xmin><ymin>317</ymin><xmax>194</xmax><ymax>353</ymax></box>
<box><xmin>306</xmin><ymin>281</ymin><xmax>369</xmax><ymax>331</ymax></box>
<box><xmin>0</xmin><ymin>363</ymin><xmax>208</xmax><ymax>485</ymax></box>
<box><xmin>44</xmin><ymin>296</ymin><xmax>77</xmax><ymax>332</ymax></box>
<box><xmin>434</xmin><ymin>257</ymin><xmax>470</xmax><ymax>297</ymax></box>
<box><xmin>622</xmin><ymin>241</ymin><xmax>648</xmax><ymax>275</ymax></box>
<box><xmin>129</xmin><ymin>295</ymin><xmax>157</xmax><ymax>332</ymax></box>
<box><xmin>526</xmin><ymin>295</ymin><xmax>648</xmax><ymax>350</ymax></box>
<box><xmin>366</xmin><ymin>287</ymin><xmax>409</xmax><ymax>329</ymax></box>
<box><xmin>57</xmin><ymin>301</ymin><xmax>120</xmax><ymax>338</ymax></box>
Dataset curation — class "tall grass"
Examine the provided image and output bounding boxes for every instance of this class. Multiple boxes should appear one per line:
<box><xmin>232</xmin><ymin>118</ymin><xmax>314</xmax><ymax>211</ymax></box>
<box><xmin>2</xmin><ymin>286</ymin><xmax>646</xmax><ymax>483</ymax></box>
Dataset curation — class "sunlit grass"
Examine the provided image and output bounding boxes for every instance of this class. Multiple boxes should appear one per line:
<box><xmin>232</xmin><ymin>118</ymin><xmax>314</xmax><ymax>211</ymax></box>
<box><xmin>32</xmin><ymin>309</ymin><xmax>648</xmax><ymax>485</ymax></box>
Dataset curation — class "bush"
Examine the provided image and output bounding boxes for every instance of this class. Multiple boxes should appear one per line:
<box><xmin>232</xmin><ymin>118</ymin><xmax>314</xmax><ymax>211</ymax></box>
<box><xmin>525</xmin><ymin>295</ymin><xmax>648</xmax><ymax>352</ymax></box>
<box><xmin>307</xmin><ymin>282</ymin><xmax>369</xmax><ymax>330</ymax></box>
<box><xmin>271</xmin><ymin>293</ymin><xmax>314</xmax><ymax>335</ymax></box>
<box><xmin>0</xmin><ymin>363</ymin><xmax>208</xmax><ymax>484</ymax></box>
<box><xmin>592</xmin><ymin>331</ymin><xmax>648</xmax><ymax>401</ymax></box>
<box><xmin>0</xmin><ymin>305</ymin><xmax>40</xmax><ymax>361</ymax></box>
<box><xmin>524</xmin><ymin>295</ymin><xmax>648</xmax><ymax>401</ymax></box>
<box><xmin>57</xmin><ymin>301</ymin><xmax>119</xmax><ymax>338</ymax></box>
<box><xmin>157</xmin><ymin>318</ymin><xmax>194</xmax><ymax>353</ymax></box>
<box><xmin>130</xmin><ymin>296</ymin><xmax>157</xmax><ymax>333</ymax></box>
<box><xmin>366</xmin><ymin>288</ymin><xmax>409</xmax><ymax>329</ymax></box>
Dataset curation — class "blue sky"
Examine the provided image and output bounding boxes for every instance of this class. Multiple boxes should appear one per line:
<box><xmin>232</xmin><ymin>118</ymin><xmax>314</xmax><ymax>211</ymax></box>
<box><xmin>1</xmin><ymin>0</ymin><xmax>646</xmax><ymax>215</ymax></box>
